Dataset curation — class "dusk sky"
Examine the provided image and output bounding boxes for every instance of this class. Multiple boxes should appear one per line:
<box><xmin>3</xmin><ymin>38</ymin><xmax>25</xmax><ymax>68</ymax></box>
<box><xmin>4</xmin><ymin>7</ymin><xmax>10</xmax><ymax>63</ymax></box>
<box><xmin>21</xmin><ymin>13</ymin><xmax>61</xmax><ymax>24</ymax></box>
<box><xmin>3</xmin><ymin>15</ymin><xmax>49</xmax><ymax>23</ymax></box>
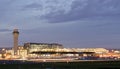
<box><xmin>0</xmin><ymin>0</ymin><xmax>120</xmax><ymax>48</ymax></box>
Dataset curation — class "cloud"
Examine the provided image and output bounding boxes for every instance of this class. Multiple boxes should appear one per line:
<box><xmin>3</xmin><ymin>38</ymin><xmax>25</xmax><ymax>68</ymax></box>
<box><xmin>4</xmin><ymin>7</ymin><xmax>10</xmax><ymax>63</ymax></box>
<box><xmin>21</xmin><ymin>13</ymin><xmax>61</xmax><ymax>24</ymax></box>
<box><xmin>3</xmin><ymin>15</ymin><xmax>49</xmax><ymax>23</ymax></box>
<box><xmin>37</xmin><ymin>0</ymin><xmax>120</xmax><ymax>23</ymax></box>
<box><xmin>22</xmin><ymin>3</ymin><xmax>42</xmax><ymax>10</ymax></box>
<box><xmin>1</xmin><ymin>0</ymin><xmax>120</xmax><ymax>24</ymax></box>
<box><xmin>0</xmin><ymin>29</ymin><xmax>11</xmax><ymax>32</ymax></box>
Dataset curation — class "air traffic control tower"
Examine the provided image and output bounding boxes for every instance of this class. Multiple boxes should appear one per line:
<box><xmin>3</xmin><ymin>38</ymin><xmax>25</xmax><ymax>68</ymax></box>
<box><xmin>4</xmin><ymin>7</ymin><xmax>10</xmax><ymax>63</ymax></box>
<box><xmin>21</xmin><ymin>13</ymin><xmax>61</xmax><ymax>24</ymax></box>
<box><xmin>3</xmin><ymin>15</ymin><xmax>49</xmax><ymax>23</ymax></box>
<box><xmin>13</xmin><ymin>29</ymin><xmax>19</xmax><ymax>55</ymax></box>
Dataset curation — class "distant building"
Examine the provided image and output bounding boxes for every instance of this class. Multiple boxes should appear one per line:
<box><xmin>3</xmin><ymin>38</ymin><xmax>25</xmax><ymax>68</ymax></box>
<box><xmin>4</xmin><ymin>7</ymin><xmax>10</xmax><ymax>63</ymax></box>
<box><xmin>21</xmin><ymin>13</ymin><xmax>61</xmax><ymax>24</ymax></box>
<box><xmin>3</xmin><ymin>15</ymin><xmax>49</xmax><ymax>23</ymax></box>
<box><xmin>17</xmin><ymin>46</ymin><xmax>27</xmax><ymax>58</ymax></box>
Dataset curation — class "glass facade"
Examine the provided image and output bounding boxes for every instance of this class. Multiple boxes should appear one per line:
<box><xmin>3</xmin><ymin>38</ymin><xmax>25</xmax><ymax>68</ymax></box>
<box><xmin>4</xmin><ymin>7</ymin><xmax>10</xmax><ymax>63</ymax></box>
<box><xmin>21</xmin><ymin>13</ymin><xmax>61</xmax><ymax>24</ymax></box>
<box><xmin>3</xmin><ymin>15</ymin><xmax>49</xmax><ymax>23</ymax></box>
<box><xmin>24</xmin><ymin>43</ymin><xmax>63</xmax><ymax>53</ymax></box>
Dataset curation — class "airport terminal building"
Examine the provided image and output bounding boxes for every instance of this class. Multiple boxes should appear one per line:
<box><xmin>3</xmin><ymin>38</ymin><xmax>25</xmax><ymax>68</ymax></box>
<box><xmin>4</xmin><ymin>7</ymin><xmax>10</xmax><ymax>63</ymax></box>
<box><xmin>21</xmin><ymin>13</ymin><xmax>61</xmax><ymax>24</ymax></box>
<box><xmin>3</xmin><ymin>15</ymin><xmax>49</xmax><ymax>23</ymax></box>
<box><xmin>24</xmin><ymin>43</ymin><xmax>63</xmax><ymax>53</ymax></box>
<box><xmin>1</xmin><ymin>29</ymin><xmax>119</xmax><ymax>60</ymax></box>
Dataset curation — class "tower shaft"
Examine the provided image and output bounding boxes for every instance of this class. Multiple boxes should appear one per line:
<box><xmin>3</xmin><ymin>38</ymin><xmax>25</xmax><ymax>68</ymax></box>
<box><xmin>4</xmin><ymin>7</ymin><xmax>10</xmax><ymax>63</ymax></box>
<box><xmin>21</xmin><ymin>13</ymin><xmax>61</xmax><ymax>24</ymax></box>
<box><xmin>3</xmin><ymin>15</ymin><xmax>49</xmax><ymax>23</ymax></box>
<box><xmin>13</xmin><ymin>29</ymin><xmax>19</xmax><ymax>55</ymax></box>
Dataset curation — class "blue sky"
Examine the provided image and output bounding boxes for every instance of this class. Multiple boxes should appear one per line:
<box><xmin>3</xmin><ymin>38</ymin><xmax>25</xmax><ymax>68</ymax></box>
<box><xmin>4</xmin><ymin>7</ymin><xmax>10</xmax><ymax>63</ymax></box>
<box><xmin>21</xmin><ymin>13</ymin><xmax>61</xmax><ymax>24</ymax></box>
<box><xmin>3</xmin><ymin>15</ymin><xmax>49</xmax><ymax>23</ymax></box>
<box><xmin>0</xmin><ymin>0</ymin><xmax>120</xmax><ymax>48</ymax></box>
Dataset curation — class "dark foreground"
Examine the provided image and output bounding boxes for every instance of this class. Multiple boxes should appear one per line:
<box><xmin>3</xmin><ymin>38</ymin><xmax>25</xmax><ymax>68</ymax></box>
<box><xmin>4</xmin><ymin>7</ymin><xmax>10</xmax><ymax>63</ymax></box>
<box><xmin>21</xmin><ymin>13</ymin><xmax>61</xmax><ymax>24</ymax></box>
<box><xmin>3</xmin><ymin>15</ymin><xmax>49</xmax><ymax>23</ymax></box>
<box><xmin>0</xmin><ymin>60</ymin><xmax>120</xmax><ymax>69</ymax></box>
